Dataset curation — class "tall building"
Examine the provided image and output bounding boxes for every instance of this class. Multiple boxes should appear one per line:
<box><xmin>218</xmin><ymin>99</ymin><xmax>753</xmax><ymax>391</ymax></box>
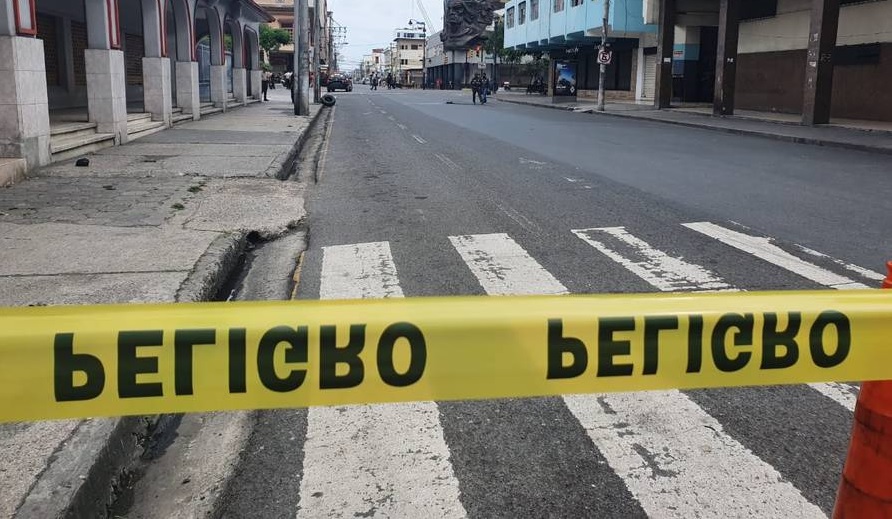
<box><xmin>391</xmin><ymin>28</ymin><xmax>426</xmax><ymax>86</ymax></box>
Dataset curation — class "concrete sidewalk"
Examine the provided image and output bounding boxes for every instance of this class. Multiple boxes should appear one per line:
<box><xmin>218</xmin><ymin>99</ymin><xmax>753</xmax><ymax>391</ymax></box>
<box><xmin>0</xmin><ymin>93</ymin><xmax>324</xmax><ymax>518</ymax></box>
<box><xmin>497</xmin><ymin>93</ymin><xmax>892</xmax><ymax>155</ymax></box>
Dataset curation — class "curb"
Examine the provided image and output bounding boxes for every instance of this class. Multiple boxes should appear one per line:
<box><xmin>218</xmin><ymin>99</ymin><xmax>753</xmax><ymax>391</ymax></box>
<box><xmin>16</xmin><ymin>232</ymin><xmax>252</xmax><ymax>518</ymax></box>
<box><xmin>497</xmin><ymin>97</ymin><xmax>892</xmax><ymax>156</ymax></box>
<box><xmin>269</xmin><ymin>105</ymin><xmax>328</xmax><ymax>180</ymax></box>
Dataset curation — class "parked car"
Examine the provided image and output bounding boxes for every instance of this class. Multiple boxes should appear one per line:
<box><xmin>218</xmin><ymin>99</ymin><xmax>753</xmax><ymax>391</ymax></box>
<box><xmin>328</xmin><ymin>75</ymin><xmax>353</xmax><ymax>92</ymax></box>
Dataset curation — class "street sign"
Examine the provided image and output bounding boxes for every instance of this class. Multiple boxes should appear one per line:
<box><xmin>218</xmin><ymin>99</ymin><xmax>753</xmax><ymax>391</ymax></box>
<box><xmin>597</xmin><ymin>50</ymin><xmax>613</xmax><ymax>65</ymax></box>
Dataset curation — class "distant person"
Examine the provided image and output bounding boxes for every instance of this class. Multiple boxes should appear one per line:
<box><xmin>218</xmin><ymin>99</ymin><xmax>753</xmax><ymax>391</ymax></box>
<box><xmin>480</xmin><ymin>73</ymin><xmax>489</xmax><ymax>104</ymax></box>
<box><xmin>371</xmin><ymin>73</ymin><xmax>378</xmax><ymax>90</ymax></box>
<box><xmin>262</xmin><ymin>70</ymin><xmax>271</xmax><ymax>101</ymax></box>
<box><xmin>470</xmin><ymin>73</ymin><xmax>483</xmax><ymax>105</ymax></box>
<box><xmin>386</xmin><ymin>73</ymin><xmax>394</xmax><ymax>90</ymax></box>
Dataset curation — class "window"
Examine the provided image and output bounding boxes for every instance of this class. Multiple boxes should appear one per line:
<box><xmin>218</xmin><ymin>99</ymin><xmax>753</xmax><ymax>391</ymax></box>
<box><xmin>507</xmin><ymin>6</ymin><xmax>515</xmax><ymax>28</ymax></box>
<box><xmin>411</xmin><ymin>44</ymin><xmax>419</xmax><ymax>50</ymax></box>
<box><xmin>571</xmin><ymin>0</ymin><xmax>582</xmax><ymax>6</ymax></box>
<box><xmin>531</xmin><ymin>0</ymin><xmax>539</xmax><ymax>20</ymax></box>
<box><xmin>400</xmin><ymin>59</ymin><xmax>408</xmax><ymax>65</ymax></box>
<box><xmin>400</xmin><ymin>44</ymin><xmax>408</xmax><ymax>50</ymax></box>
<box><xmin>519</xmin><ymin>1</ymin><xmax>526</xmax><ymax>24</ymax></box>
<box><xmin>554</xmin><ymin>0</ymin><xmax>564</xmax><ymax>13</ymax></box>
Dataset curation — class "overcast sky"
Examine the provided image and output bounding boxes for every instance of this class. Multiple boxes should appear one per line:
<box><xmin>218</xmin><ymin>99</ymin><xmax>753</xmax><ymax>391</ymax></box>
<box><xmin>327</xmin><ymin>0</ymin><xmax>444</xmax><ymax>71</ymax></box>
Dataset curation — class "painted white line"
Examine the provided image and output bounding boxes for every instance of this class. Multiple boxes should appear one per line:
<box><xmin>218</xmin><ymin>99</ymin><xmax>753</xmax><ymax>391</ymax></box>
<box><xmin>412</xmin><ymin>134</ymin><xmax>427</xmax><ymax>144</ymax></box>
<box><xmin>454</xmin><ymin>233</ymin><xmax>824</xmax><ymax>518</ymax></box>
<box><xmin>449</xmin><ymin>233</ymin><xmax>566</xmax><ymax>295</ymax></box>
<box><xmin>396</xmin><ymin>123</ymin><xmax>408</xmax><ymax>130</ymax></box>
<box><xmin>564</xmin><ymin>177</ymin><xmax>580</xmax><ymax>183</ymax></box>
<box><xmin>572</xmin><ymin>227</ymin><xmax>733</xmax><ymax>292</ymax></box>
<box><xmin>519</xmin><ymin>157</ymin><xmax>547</xmax><ymax>165</ymax></box>
<box><xmin>563</xmin><ymin>391</ymin><xmax>826</xmax><ymax>518</ymax></box>
<box><xmin>299</xmin><ymin>242</ymin><xmax>466</xmax><ymax>518</ymax></box>
<box><xmin>318</xmin><ymin>242</ymin><xmax>403</xmax><ymax>300</ymax></box>
<box><xmin>379</xmin><ymin>109</ymin><xmax>387</xmax><ymax>114</ymax></box>
<box><xmin>795</xmin><ymin>244</ymin><xmax>884</xmax><ymax>281</ymax></box>
<box><xmin>807</xmin><ymin>382</ymin><xmax>858</xmax><ymax>412</ymax></box>
<box><xmin>387</xmin><ymin>115</ymin><xmax>396</xmax><ymax>121</ymax></box>
<box><xmin>682</xmin><ymin>222</ymin><xmax>870</xmax><ymax>289</ymax></box>
<box><xmin>434</xmin><ymin>153</ymin><xmax>460</xmax><ymax>170</ymax></box>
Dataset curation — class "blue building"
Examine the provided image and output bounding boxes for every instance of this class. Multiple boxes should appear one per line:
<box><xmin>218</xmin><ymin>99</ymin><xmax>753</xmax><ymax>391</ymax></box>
<box><xmin>503</xmin><ymin>0</ymin><xmax>655</xmax><ymax>100</ymax></box>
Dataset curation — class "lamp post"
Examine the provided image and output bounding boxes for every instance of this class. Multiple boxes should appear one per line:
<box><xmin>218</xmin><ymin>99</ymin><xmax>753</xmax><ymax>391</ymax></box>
<box><xmin>409</xmin><ymin>19</ymin><xmax>427</xmax><ymax>89</ymax></box>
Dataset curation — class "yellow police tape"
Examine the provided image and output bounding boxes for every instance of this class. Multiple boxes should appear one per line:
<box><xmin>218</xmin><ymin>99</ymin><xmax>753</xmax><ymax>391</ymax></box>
<box><xmin>1</xmin><ymin>290</ymin><xmax>890</xmax><ymax>423</ymax></box>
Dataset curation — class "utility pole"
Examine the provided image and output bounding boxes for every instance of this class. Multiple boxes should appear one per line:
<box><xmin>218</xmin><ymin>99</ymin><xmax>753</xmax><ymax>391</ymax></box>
<box><xmin>597</xmin><ymin>0</ymin><xmax>610</xmax><ymax>111</ymax></box>
<box><xmin>294</xmin><ymin>0</ymin><xmax>310</xmax><ymax>116</ymax></box>
<box><xmin>313</xmin><ymin>12</ymin><xmax>321</xmax><ymax>103</ymax></box>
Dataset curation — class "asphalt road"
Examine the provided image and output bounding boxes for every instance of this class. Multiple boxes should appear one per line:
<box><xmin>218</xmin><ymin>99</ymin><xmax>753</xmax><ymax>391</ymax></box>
<box><xmin>218</xmin><ymin>86</ymin><xmax>889</xmax><ymax>518</ymax></box>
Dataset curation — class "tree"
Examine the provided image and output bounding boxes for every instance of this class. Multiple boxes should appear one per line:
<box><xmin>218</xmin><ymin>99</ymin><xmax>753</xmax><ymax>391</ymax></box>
<box><xmin>484</xmin><ymin>18</ymin><xmax>532</xmax><ymax>86</ymax></box>
<box><xmin>259</xmin><ymin>24</ymin><xmax>292</xmax><ymax>55</ymax></box>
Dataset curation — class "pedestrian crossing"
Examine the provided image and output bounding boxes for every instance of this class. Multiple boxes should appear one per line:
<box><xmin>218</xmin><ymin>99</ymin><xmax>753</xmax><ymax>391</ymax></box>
<box><xmin>298</xmin><ymin>221</ymin><xmax>880</xmax><ymax>518</ymax></box>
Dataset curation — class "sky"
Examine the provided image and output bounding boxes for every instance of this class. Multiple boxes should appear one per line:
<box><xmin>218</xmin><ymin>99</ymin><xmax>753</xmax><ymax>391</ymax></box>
<box><xmin>327</xmin><ymin>0</ymin><xmax>444</xmax><ymax>72</ymax></box>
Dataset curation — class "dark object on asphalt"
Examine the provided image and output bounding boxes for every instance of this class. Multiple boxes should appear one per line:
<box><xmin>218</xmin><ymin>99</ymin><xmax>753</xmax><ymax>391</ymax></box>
<box><xmin>327</xmin><ymin>75</ymin><xmax>352</xmax><ymax>92</ymax></box>
<box><xmin>75</xmin><ymin>158</ymin><xmax>90</xmax><ymax>167</ymax></box>
<box><xmin>441</xmin><ymin>0</ymin><xmax>500</xmax><ymax>49</ymax></box>
<box><xmin>321</xmin><ymin>94</ymin><xmax>337</xmax><ymax>107</ymax></box>
<box><xmin>446</xmin><ymin>101</ymin><xmax>455</xmax><ymax>104</ymax></box>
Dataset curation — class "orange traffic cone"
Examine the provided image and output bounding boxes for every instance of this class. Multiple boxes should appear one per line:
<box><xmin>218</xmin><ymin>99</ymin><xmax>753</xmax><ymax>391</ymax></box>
<box><xmin>832</xmin><ymin>261</ymin><xmax>892</xmax><ymax>518</ymax></box>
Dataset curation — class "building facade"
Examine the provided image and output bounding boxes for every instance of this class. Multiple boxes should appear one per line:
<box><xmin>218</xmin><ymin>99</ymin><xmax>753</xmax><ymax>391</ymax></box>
<box><xmin>505</xmin><ymin>0</ymin><xmax>892</xmax><ymax>123</ymax></box>
<box><xmin>389</xmin><ymin>28</ymin><xmax>425</xmax><ymax>85</ymax></box>
<box><xmin>503</xmin><ymin>0</ymin><xmax>654</xmax><ymax>100</ymax></box>
<box><xmin>426</xmin><ymin>30</ymin><xmax>499</xmax><ymax>88</ymax></box>
<box><xmin>1</xmin><ymin>0</ymin><xmax>273</xmax><ymax>180</ymax></box>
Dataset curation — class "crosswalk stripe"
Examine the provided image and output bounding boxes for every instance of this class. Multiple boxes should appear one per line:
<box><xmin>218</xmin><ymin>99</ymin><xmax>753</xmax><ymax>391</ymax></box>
<box><xmin>682</xmin><ymin>222</ymin><xmax>870</xmax><ymax>289</ymax></box>
<box><xmin>298</xmin><ymin>242</ymin><xmax>466</xmax><ymax>518</ymax></box>
<box><xmin>682</xmin><ymin>221</ymin><xmax>870</xmax><ymax>409</ymax></box>
<box><xmin>448</xmin><ymin>233</ymin><xmax>567</xmax><ymax>296</ymax></box>
<box><xmin>572</xmin><ymin>227</ymin><xmax>733</xmax><ymax>292</ymax></box>
<box><xmin>451</xmin><ymin>232</ymin><xmax>825</xmax><ymax>518</ymax></box>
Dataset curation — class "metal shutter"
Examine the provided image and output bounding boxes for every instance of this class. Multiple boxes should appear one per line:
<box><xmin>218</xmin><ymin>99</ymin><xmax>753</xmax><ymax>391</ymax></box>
<box><xmin>642</xmin><ymin>53</ymin><xmax>656</xmax><ymax>100</ymax></box>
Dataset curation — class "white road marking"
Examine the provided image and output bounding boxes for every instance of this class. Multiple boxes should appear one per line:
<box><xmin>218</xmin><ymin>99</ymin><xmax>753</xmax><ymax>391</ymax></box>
<box><xmin>387</xmin><ymin>115</ymin><xmax>396</xmax><ymax>121</ymax></box>
<box><xmin>682</xmin><ymin>222</ymin><xmax>870</xmax><ymax>289</ymax></box>
<box><xmin>519</xmin><ymin>157</ymin><xmax>547</xmax><ymax>165</ymax></box>
<box><xmin>683</xmin><ymin>221</ymin><xmax>873</xmax><ymax>409</ymax></box>
<box><xmin>412</xmin><ymin>134</ymin><xmax>427</xmax><ymax>144</ymax></box>
<box><xmin>318</xmin><ymin>242</ymin><xmax>403</xmax><ymax>300</ymax></box>
<box><xmin>495</xmin><ymin>204</ymin><xmax>542</xmax><ymax>234</ymax></box>
<box><xmin>396</xmin><ymin>123</ymin><xmax>408</xmax><ymax>130</ymax></box>
<box><xmin>448</xmin><ymin>233</ymin><xmax>565</xmax><ymax>295</ymax></box>
<box><xmin>434</xmin><ymin>153</ymin><xmax>460</xmax><ymax>170</ymax></box>
<box><xmin>795</xmin><ymin>244</ymin><xmax>884</xmax><ymax>281</ymax></box>
<box><xmin>451</xmin><ymin>232</ymin><xmax>824</xmax><ymax>518</ymax></box>
<box><xmin>299</xmin><ymin>242</ymin><xmax>466</xmax><ymax>518</ymax></box>
<box><xmin>564</xmin><ymin>177</ymin><xmax>580</xmax><ymax>183</ymax></box>
<box><xmin>379</xmin><ymin>109</ymin><xmax>387</xmax><ymax>114</ymax></box>
<box><xmin>573</xmin><ymin>227</ymin><xmax>733</xmax><ymax>292</ymax></box>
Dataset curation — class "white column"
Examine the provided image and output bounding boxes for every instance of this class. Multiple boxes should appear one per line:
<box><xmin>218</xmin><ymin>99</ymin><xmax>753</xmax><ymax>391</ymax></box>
<box><xmin>250</xmin><ymin>69</ymin><xmax>262</xmax><ymax>99</ymax></box>
<box><xmin>233</xmin><ymin>67</ymin><xmax>247</xmax><ymax>104</ymax></box>
<box><xmin>85</xmin><ymin>49</ymin><xmax>128</xmax><ymax>143</ymax></box>
<box><xmin>176</xmin><ymin>60</ymin><xmax>200</xmax><ymax>120</ymax></box>
<box><xmin>0</xmin><ymin>35</ymin><xmax>51</xmax><ymax>169</ymax></box>
<box><xmin>210</xmin><ymin>64</ymin><xmax>227</xmax><ymax>109</ymax></box>
<box><xmin>143</xmin><ymin>57</ymin><xmax>172</xmax><ymax>125</ymax></box>
<box><xmin>635</xmin><ymin>46</ymin><xmax>646</xmax><ymax>101</ymax></box>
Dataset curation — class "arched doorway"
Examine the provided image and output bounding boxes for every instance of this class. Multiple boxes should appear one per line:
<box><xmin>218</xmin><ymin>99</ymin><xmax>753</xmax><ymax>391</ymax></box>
<box><xmin>245</xmin><ymin>26</ymin><xmax>261</xmax><ymax>100</ymax></box>
<box><xmin>194</xmin><ymin>2</ymin><xmax>224</xmax><ymax>107</ymax></box>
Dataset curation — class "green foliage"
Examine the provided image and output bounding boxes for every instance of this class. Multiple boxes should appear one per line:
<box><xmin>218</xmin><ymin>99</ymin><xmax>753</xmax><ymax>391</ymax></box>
<box><xmin>259</xmin><ymin>24</ymin><xmax>291</xmax><ymax>53</ymax></box>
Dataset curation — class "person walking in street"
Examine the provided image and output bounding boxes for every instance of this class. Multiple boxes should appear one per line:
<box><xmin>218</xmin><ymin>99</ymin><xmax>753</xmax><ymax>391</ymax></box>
<box><xmin>386</xmin><ymin>73</ymin><xmax>394</xmax><ymax>90</ymax></box>
<box><xmin>261</xmin><ymin>69</ymin><xmax>272</xmax><ymax>101</ymax></box>
<box><xmin>480</xmin><ymin>73</ymin><xmax>489</xmax><ymax>105</ymax></box>
<box><xmin>371</xmin><ymin>73</ymin><xmax>378</xmax><ymax>90</ymax></box>
<box><xmin>470</xmin><ymin>73</ymin><xmax>482</xmax><ymax>105</ymax></box>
